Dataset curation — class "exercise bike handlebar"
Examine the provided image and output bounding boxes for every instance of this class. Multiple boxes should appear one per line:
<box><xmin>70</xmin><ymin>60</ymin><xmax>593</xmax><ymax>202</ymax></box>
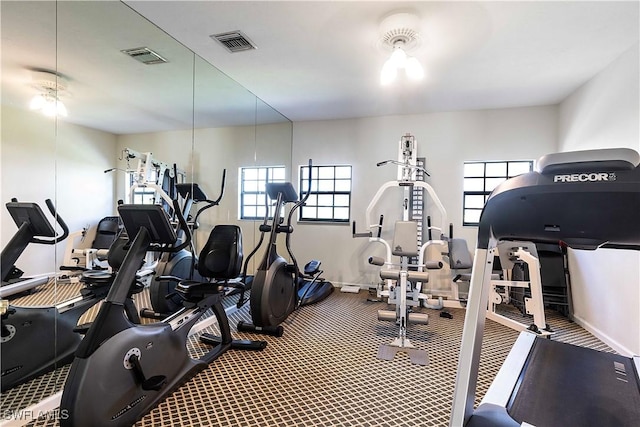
<box><xmin>34</xmin><ymin>198</ymin><xmax>70</xmax><ymax>245</ymax></box>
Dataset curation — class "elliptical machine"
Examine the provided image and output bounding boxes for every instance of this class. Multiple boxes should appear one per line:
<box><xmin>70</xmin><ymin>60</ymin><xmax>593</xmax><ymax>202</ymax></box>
<box><xmin>60</xmin><ymin>201</ymin><xmax>266</xmax><ymax>426</ymax></box>
<box><xmin>237</xmin><ymin>160</ymin><xmax>334</xmax><ymax>336</ymax></box>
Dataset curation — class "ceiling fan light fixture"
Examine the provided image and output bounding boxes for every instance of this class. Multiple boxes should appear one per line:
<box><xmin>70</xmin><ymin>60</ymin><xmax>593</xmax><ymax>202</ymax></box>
<box><xmin>29</xmin><ymin>70</ymin><xmax>69</xmax><ymax>117</ymax></box>
<box><xmin>378</xmin><ymin>12</ymin><xmax>425</xmax><ymax>85</ymax></box>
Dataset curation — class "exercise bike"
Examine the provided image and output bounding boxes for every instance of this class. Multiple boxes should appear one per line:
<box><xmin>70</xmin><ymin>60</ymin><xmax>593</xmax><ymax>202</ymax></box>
<box><xmin>142</xmin><ymin>172</ymin><xmax>226</xmax><ymax>319</ymax></box>
<box><xmin>1</xmin><ymin>198</ymin><xmax>69</xmax><ymax>298</ymax></box>
<box><xmin>60</xmin><ymin>201</ymin><xmax>266</xmax><ymax>427</ymax></box>
<box><xmin>0</xmin><ymin>201</ymin><xmax>140</xmax><ymax>391</ymax></box>
<box><xmin>237</xmin><ymin>160</ymin><xmax>334</xmax><ymax>336</ymax></box>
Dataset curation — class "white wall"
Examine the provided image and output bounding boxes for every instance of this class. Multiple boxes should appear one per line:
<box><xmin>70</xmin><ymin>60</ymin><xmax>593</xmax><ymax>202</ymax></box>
<box><xmin>290</xmin><ymin>106</ymin><xmax>558</xmax><ymax>288</ymax></box>
<box><xmin>558</xmin><ymin>43</ymin><xmax>640</xmax><ymax>355</ymax></box>
<box><xmin>1</xmin><ymin>105</ymin><xmax>118</xmax><ymax>276</ymax></box>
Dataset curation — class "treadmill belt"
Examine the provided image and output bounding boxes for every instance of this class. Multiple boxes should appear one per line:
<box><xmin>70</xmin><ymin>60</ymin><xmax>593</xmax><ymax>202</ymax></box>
<box><xmin>508</xmin><ymin>338</ymin><xmax>640</xmax><ymax>426</ymax></box>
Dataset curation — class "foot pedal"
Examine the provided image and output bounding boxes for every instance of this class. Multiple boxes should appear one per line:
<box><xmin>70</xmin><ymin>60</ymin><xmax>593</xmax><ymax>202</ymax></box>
<box><xmin>377</xmin><ymin>309</ymin><xmax>396</xmax><ymax>322</ymax></box>
<box><xmin>377</xmin><ymin>345</ymin><xmax>429</xmax><ymax>366</ymax></box>
<box><xmin>405</xmin><ymin>348</ymin><xmax>429</xmax><ymax>366</ymax></box>
<box><xmin>377</xmin><ymin>344</ymin><xmax>399</xmax><ymax>361</ymax></box>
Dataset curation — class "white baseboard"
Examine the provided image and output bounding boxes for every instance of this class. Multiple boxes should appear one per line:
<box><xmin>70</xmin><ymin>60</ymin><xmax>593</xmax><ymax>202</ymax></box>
<box><xmin>331</xmin><ymin>282</ymin><xmax>373</xmax><ymax>289</ymax></box>
<box><xmin>571</xmin><ymin>314</ymin><xmax>636</xmax><ymax>356</ymax></box>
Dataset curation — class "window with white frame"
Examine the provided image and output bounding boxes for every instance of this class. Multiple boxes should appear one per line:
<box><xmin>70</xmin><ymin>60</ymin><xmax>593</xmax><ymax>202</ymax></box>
<box><xmin>239</xmin><ymin>166</ymin><xmax>286</xmax><ymax>220</ymax></box>
<box><xmin>299</xmin><ymin>165</ymin><xmax>352</xmax><ymax>223</ymax></box>
<box><xmin>126</xmin><ymin>169</ymin><xmax>159</xmax><ymax>205</ymax></box>
<box><xmin>463</xmin><ymin>160</ymin><xmax>533</xmax><ymax>226</ymax></box>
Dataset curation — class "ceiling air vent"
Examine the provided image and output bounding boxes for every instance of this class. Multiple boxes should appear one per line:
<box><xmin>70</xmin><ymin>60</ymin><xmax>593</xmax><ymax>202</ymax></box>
<box><xmin>121</xmin><ymin>47</ymin><xmax>168</xmax><ymax>65</ymax></box>
<box><xmin>210</xmin><ymin>31</ymin><xmax>257</xmax><ymax>53</ymax></box>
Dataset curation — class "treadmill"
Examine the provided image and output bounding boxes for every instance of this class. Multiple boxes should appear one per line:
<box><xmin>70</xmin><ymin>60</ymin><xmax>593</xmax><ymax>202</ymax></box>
<box><xmin>450</xmin><ymin>147</ymin><xmax>640</xmax><ymax>427</ymax></box>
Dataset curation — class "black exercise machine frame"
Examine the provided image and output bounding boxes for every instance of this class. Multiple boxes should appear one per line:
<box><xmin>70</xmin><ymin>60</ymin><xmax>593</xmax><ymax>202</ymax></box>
<box><xmin>450</xmin><ymin>148</ymin><xmax>640</xmax><ymax>427</ymax></box>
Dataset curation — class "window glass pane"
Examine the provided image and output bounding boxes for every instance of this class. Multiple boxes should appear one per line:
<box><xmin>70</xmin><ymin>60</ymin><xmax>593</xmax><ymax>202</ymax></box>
<box><xmin>486</xmin><ymin>178</ymin><xmax>506</xmax><ymax>191</ymax></box>
<box><xmin>464</xmin><ymin>163</ymin><xmax>484</xmax><ymax>177</ymax></box>
<box><xmin>272</xmin><ymin>167</ymin><xmax>285</xmax><ymax>181</ymax></box>
<box><xmin>334</xmin><ymin>207</ymin><xmax>349</xmax><ymax>220</ymax></box>
<box><xmin>463</xmin><ymin>178</ymin><xmax>484</xmax><ymax>192</ymax></box>
<box><xmin>244</xmin><ymin>180</ymin><xmax>258</xmax><ymax>192</ymax></box>
<box><xmin>301</xmin><ymin>206</ymin><xmax>316</xmax><ymax>219</ymax></box>
<box><xmin>244</xmin><ymin>206</ymin><xmax>256</xmax><ymax>218</ymax></box>
<box><xmin>310</xmin><ymin>180</ymin><xmax>318</xmax><ymax>192</ymax></box>
<box><xmin>300</xmin><ymin>178</ymin><xmax>308</xmax><ymax>193</ymax></box>
<box><xmin>318</xmin><ymin>207</ymin><xmax>333</xmax><ymax>218</ymax></box>
<box><xmin>334</xmin><ymin>194</ymin><xmax>350</xmax><ymax>207</ymax></box>
<box><xmin>318</xmin><ymin>194</ymin><xmax>333</xmax><ymax>206</ymax></box>
<box><xmin>464</xmin><ymin>194</ymin><xmax>486</xmax><ymax>209</ymax></box>
<box><xmin>306</xmin><ymin>194</ymin><xmax>317</xmax><ymax>206</ymax></box>
<box><xmin>318</xmin><ymin>166</ymin><xmax>334</xmax><ymax>179</ymax></box>
<box><xmin>335</xmin><ymin>166</ymin><xmax>351</xmax><ymax>179</ymax></box>
<box><xmin>464</xmin><ymin>209</ymin><xmax>481</xmax><ymax>224</ymax></box>
<box><xmin>256</xmin><ymin>205</ymin><xmax>266</xmax><ymax>219</ymax></box>
<box><xmin>508</xmin><ymin>161</ymin><xmax>532</xmax><ymax>176</ymax></box>
<box><xmin>335</xmin><ymin>179</ymin><xmax>351</xmax><ymax>192</ymax></box>
<box><xmin>318</xmin><ymin>180</ymin><xmax>334</xmax><ymax>191</ymax></box>
<box><xmin>300</xmin><ymin>166</ymin><xmax>310</xmax><ymax>181</ymax></box>
<box><xmin>243</xmin><ymin>194</ymin><xmax>257</xmax><ymax>206</ymax></box>
<box><xmin>311</xmin><ymin>167</ymin><xmax>319</xmax><ymax>179</ymax></box>
<box><xmin>485</xmin><ymin>162</ymin><xmax>507</xmax><ymax>177</ymax></box>
<box><xmin>244</xmin><ymin>168</ymin><xmax>258</xmax><ymax>180</ymax></box>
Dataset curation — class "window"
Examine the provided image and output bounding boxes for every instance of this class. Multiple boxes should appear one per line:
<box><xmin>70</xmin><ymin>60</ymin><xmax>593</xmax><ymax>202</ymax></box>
<box><xmin>126</xmin><ymin>169</ymin><xmax>159</xmax><ymax>205</ymax></box>
<box><xmin>463</xmin><ymin>160</ymin><xmax>533</xmax><ymax>226</ymax></box>
<box><xmin>239</xmin><ymin>166</ymin><xmax>286</xmax><ymax>220</ymax></box>
<box><xmin>299</xmin><ymin>165</ymin><xmax>352</xmax><ymax>223</ymax></box>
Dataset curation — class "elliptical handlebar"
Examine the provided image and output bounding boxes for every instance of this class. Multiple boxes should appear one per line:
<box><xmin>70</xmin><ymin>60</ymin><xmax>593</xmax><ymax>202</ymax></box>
<box><xmin>192</xmin><ymin>169</ymin><xmax>227</xmax><ymax>225</ymax></box>
<box><xmin>212</xmin><ymin>168</ymin><xmax>227</xmax><ymax>206</ymax></box>
<box><xmin>168</xmin><ymin>199</ymin><xmax>191</xmax><ymax>253</ymax></box>
<box><xmin>285</xmin><ymin>159</ymin><xmax>313</xmax><ymax>279</ymax></box>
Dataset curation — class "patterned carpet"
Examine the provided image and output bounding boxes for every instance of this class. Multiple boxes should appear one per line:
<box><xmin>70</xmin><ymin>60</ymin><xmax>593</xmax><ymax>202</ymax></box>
<box><xmin>2</xmin><ymin>282</ymin><xmax>612</xmax><ymax>427</ymax></box>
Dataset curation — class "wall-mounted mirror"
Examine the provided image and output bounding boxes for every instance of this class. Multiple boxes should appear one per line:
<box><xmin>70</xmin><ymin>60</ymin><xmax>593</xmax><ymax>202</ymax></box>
<box><xmin>1</xmin><ymin>0</ymin><xmax>289</xmax><ymax>419</ymax></box>
<box><xmin>1</xmin><ymin>0</ymin><xmax>196</xmax><ymax>413</ymax></box>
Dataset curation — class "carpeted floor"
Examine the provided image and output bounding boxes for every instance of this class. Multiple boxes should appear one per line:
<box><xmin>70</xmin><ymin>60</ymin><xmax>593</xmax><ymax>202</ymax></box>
<box><xmin>2</xmin><ymin>282</ymin><xmax>612</xmax><ymax>427</ymax></box>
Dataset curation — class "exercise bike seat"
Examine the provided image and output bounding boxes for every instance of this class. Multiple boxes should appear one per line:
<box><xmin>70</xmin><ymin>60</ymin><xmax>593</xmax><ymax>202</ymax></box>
<box><xmin>176</xmin><ymin>225</ymin><xmax>245</xmax><ymax>303</ymax></box>
<box><xmin>175</xmin><ymin>281</ymin><xmax>224</xmax><ymax>302</ymax></box>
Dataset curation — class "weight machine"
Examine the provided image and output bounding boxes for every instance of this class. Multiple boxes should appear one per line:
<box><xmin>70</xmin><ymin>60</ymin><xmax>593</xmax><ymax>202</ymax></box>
<box><xmin>353</xmin><ymin>134</ymin><xmax>448</xmax><ymax>364</ymax></box>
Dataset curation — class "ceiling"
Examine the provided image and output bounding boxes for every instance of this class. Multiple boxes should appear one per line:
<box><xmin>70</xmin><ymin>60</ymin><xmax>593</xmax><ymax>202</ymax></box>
<box><xmin>2</xmin><ymin>1</ymin><xmax>638</xmax><ymax>133</ymax></box>
<box><xmin>126</xmin><ymin>0</ymin><xmax>639</xmax><ymax>122</ymax></box>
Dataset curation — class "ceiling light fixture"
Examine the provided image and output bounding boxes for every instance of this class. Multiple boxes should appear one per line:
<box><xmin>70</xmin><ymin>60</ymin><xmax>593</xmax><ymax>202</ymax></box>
<box><xmin>378</xmin><ymin>12</ymin><xmax>424</xmax><ymax>86</ymax></box>
<box><xmin>29</xmin><ymin>70</ymin><xmax>68</xmax><ymax>117</ymax></box>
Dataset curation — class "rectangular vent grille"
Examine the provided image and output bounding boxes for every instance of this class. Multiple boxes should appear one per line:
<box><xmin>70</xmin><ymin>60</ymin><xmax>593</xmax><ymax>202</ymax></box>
<box><xmin>210</xmin><ymin>31</ymin><xmax>257</xmax><ymax>53</ymax></box>
<box><xmin>121</xmin><ymin>47</ymin><xmax>168</xmax><ymax>65</ymax></box>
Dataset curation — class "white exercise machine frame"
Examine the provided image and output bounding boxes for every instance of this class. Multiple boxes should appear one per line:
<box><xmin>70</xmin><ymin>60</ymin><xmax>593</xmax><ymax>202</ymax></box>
<box><xmin>353</xmin><ymin>134</ymin><xmax>448</xmax><ymax>364</ymax></box>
